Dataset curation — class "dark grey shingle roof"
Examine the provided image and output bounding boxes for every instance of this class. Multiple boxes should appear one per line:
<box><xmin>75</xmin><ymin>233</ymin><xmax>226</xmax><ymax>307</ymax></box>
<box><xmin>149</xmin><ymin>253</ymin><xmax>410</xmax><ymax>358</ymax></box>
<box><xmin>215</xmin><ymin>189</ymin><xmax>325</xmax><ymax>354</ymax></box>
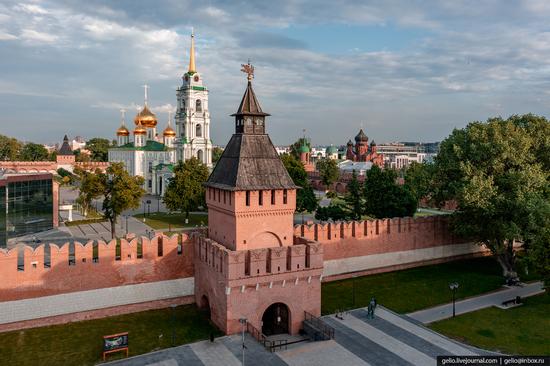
<box><xmin>231</xmin><ymin>81</ymin><xmax>270</xmax><ymax>117</ymax></box>
<box><xmin>206</xmin><ymin>134</ymin><xmax>298</xmax><ymax>191</ymax></box>
<box><xmin>58</xmin><ymin>135</ymin><xmax>73</xmax><ymax>156</ymax></box>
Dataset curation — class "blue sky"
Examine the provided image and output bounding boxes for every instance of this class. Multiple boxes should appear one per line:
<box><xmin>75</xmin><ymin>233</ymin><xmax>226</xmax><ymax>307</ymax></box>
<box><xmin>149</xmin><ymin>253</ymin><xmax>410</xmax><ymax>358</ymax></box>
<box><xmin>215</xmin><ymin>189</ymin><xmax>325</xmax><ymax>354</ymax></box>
<box><xmin>1</xmin><ymin>0</ymin><xmax>550</xmax><ymax>146</ymax></box>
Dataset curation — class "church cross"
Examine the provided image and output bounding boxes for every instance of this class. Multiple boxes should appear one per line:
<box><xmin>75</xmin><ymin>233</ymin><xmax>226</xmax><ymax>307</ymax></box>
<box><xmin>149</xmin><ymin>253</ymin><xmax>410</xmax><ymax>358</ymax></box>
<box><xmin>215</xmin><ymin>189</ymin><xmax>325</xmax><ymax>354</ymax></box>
<box><xmin>143</xmin><ymin>84</ymin><xmax>149</xmax><ymax>105</ymax></box>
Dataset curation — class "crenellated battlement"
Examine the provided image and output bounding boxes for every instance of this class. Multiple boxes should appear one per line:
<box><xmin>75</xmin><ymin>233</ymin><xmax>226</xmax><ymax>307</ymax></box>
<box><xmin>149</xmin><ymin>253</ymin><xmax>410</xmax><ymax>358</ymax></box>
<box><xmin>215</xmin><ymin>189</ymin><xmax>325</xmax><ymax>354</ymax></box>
<box><xmin>0</xmin><ymin>233</ymin><xmax>197</xmax><ymax>301</ymax></box>
<box><xmin>194</xmin><ymin>235</ymin><xmax>323</xmax><ymax>281</ymax></box>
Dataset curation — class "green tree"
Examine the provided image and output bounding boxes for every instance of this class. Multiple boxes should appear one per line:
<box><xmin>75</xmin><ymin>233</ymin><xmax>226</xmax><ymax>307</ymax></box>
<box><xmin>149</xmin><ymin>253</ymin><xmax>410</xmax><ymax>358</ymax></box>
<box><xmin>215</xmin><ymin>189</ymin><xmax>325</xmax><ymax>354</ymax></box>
<box><xmin>18</xmin><ymin>143</ymin><xmax>49</xmax><ymax>161</ymax></box>
<box><xmin>73</xmin><ymin>149</ymin><xmax>91</xmax><ymax>163</ymax></box>
<box><xmin>0</xmin><ymin>134</ymin><xmax>22</xmax><ymax>161</ymax></box>
<box><xmin>163</xmin><ymin>157</ymin><xmax>209</xmax><ymax>220</ymax></box>
<box><xmin>86</xmin><ymin>138</ymin><xmax>111</xmax><ymax>162</ymax></box>
<box><xmin>212</xmin><ymin>147</ymin><xmax>224</xmax><ymax>164</ymax></box>
<box><xmin>74</xmin><ymin>167</ymin><xmax>104</xmax><ymax>217</ymax></box>
<box><xmin>432</xmin><ymin>115</ymin><xmax>549</xmax><ymax>281</ymax></box>
<box><xmin>56</xmin><ymin>168</ymin><xmax>74</xmax><ymax>186</ymax></box>
<box><xmin>404</xmin><ymin>161</ymin><xmax>435</xmax><ymax>202</ymax></box>
<box><xmin>317</xmin><ymin>158</ymin><xmax>339</xmax><ymax>190</ymax></box>
<box><xmin>315</xmin><ymin>203</ymin><xmax>350</xmax><ymax>221</ymax></box>
<box><xmin>344</xmin><ymin>170</ymin><xmax>363</xmax><ymax>219</ymax></box>
<box><xmin>281</xmin><ymin>154</ymin><xmax>318</xmax><ymax>213</ymax></box>
<box><xmin>363</xmin><ymin>165</ymin><xmax>417</xmax><ymax>219</ymax></box>
<box><xmin>100</xmin><ymin>163</ymin><xmax>145</xmax><ymax>238</ymax></box>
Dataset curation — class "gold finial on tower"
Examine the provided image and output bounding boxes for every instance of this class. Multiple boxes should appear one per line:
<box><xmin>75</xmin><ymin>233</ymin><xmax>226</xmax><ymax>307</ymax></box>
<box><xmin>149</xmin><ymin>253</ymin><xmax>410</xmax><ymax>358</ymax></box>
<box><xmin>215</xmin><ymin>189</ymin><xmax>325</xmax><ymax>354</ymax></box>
<box><xmin>241</xmin><ymin>60</ymin><xmax>254</xmax><ymax>81</ymax></box>
<box><xmin>188</xmin><ymin>28</ymin><xmax>196</xmax><ymax>73</ymax></box>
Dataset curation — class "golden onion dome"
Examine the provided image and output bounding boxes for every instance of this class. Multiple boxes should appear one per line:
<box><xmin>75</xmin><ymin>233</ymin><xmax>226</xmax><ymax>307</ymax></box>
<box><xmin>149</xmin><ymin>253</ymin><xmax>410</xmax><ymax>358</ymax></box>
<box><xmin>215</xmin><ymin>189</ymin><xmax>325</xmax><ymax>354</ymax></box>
<box><xmin>134</xmin><ymin>105</ymin><xmax>157</xmax><ymax>128</ymax></box>
<box><xmin>163</xmin><ymin>125</ymin><xmax>176</xmax><ymax>137</ymax></box>
<box><xmin>134</xmin><ymin>121</ymin><xmax>146</xmax><ymax>135</ymax></box>
<box><xmin>116</xmin><ymin>124</ymin><xmax>130</xmax><ymax>136</ymax></box>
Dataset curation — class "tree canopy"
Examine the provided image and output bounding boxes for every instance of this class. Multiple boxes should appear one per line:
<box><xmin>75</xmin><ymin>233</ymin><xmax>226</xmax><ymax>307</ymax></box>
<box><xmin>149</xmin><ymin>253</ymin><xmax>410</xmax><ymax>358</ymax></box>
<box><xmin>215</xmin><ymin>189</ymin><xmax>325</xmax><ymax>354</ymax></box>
<box><xmin>289</xmin><ymin>137</ymin><xmax>311</xmax><ymax>159</ymax></box>
<box><xmin>404</xmin><ymin>161</ymin><xmax>435</xmax><ymax>202</ymax></box>
<box><xmin>344</xmin><ymin>170</ymin><xmax>363</xmax><ymax>220</ymax></box>
<box><xmin>74</xmin><ymin>167</ymin><xmax>104</xmax><ymax>216</ymax></box>
<box><xmin>0</xmin><ymin>134</ymin><xmax>22</xmax><ymax>161</ymax></box>
<box><xmin>317</xmin><ymin>158</ymin><xmax>339</xmax><ymax>189</ymax></box>
<box><xmin>18</xmin><ymin>142</ymin><xmax>50</xmax><ymax>161</ymax></box>
<box><xmin>281</xmin><ymin>154</ymin><xmax>318</xmax><ymax>213</ymax></box>
<box><xmin>163</xmin><ymin>157</ymin><xmax>210</xmax><ymax>219</ymax></box>
<box><xmin>86</xmin><ymin>138</ymin><xmax>112</xmax><ymax>162</ymax></box>
<box><xmin>100</xmin><ymin>163</ymin><xmax>145</xmax><ymax>238</ymax></box>
<box><xmin>363</xmin><ymin>165</ymin><xmax>417</xmax><ymax>219</ymax></box>
<box><xmin>432</xmin><ymin>114</ymin><xmax>549</xmax><ymax>281</ymax></box>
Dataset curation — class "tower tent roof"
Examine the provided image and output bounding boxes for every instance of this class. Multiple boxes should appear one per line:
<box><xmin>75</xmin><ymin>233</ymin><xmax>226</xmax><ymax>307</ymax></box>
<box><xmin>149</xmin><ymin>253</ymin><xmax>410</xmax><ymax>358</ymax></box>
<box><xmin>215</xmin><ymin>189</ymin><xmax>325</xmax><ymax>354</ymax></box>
<box><xmin>231</xmin><ymin>82</ymin><xmax>270</xmax><ymax>117</ymax></box>
<box><xmin>205</xmin><ymin>133</ymin><xmax>298</xmax><ymax>191</ymax></box>
<box><xmin>58</xmin><ymin>135</ymin><xmax>73</xmax><ymax>155</ymax></box>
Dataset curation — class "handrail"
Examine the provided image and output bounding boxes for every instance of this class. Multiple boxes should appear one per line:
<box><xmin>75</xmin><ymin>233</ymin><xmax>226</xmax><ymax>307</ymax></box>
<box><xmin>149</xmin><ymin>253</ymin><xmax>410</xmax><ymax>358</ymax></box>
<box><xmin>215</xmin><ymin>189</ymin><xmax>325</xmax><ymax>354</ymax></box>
<box><xmin>304</xmin><ymin>311</ymin><xmax>335</xmax><ymax>339</ymax></box>
<box><xmin>245</xmin><ymin>322</ymin><xmax>290</xmax><ymax>352</ymax></box>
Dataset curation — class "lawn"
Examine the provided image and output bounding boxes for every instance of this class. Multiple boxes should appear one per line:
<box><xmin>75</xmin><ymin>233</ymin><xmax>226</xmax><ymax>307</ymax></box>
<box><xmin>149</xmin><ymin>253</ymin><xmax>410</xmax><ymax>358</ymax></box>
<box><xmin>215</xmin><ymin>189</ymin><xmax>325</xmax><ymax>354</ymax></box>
<box><xmin>0</xmin><ymin>304</ymin><xmax>221</xmax><ymax>366</ymax></box>
<box><xmin>321</xmin><ymin>256</ymin><xmax>506</xmax><ymax>315</ymax></box>
<box><xmin>429</xmin><ymin>294</ymin><xmax>550</xmax><ymax>355</ymax></box>
<box><xmin>134</xmin><ymin>212</ymin><xmax>208</xmax><ymax>230</ymax></box>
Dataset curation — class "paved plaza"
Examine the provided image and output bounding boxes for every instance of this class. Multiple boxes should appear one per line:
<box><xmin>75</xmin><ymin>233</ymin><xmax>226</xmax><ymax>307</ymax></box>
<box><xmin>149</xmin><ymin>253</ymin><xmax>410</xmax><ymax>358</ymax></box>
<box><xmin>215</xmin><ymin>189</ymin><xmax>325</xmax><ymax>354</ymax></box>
<box><xmin>107</xmin><ymin>306</ymin><xmax>493</xmax><ymax>366</ymax></box>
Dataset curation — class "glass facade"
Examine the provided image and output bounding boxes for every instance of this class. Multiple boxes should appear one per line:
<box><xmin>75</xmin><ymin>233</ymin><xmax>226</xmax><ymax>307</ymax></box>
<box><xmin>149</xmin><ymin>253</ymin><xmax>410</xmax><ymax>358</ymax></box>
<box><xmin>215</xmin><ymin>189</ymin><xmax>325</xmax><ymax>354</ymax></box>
<box><xmin>0</xmin><ymin>177</ymin><xmax>54</xmax><ymax>248</ymax></box>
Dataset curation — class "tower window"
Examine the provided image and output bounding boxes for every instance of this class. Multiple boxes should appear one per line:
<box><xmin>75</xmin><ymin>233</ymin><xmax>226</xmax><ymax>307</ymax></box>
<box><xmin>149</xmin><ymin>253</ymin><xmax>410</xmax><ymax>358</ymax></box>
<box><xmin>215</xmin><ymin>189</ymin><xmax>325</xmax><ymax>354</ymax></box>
<box><xmin>283</xmin><ymin>189</ymin><xmax>288</xmax><ymax>204</ymax></box>
<box><xmin>197</xmin><ymin>149</ymin><xmax>203</xmax><ymax>161</ymax></box>
<box><xmin>259</xmin><ymin>191</ymin><xmax>263</xmax><ymax>206</ymax></box>
<box><xmin>223</xmin><ymin>191</ymin><xmax>226</xmax><ymax>204</ymax></box>
<box><xmin>196</xmin><ymin>124</ymin><xmax>202</xmax><ymax>137</ymax></box>
<box><xmin>196</xmin><ymin>99</ymin><xmax>202</xmax><ymax>112</ymax></box>
<box><xmin>229</xmin><ymin>192</ymin><xmax>231</xmax><ymax>205</ymax></box>
<box><xmin>245</xmin><ymin>191</ymin><xmax>250</xmax><ymax>206</ymax></box>
<box><xmin>271</xmin><ymin>190</ymin><xmax>275</xmax><ymax>204</ymax></box>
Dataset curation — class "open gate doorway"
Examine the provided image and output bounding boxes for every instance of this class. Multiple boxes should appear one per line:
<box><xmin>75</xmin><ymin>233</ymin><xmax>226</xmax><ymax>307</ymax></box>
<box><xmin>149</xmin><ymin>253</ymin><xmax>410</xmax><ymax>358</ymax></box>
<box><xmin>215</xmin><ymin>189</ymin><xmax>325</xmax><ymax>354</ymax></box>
<box><xmin>261</xmin><ymin>303</ymin><xmax>290</xmax><ymax>336</ymax></box>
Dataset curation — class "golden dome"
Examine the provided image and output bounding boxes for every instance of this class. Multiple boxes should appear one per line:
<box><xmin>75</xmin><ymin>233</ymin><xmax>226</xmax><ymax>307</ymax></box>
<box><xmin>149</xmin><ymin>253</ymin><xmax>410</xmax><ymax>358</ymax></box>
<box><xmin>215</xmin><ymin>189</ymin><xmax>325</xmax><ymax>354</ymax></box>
<box><xmin>163</xmin><ymin>125</ymin><xmax>176</xmax><ymax>137</ymax></box>
<box><xmin>134</xmin><ymin>121</ymin><xmax>146</xmax><ymax>135</ymax></box>
<box><xmin>117</xmin><ymin>124</ymin><xmax>130</xmax><ymax>136</ymax></box>
<box><xmin>134</xmin><ymin>105</ymin><xmax>157</xmax><ymax>128</ymax></box>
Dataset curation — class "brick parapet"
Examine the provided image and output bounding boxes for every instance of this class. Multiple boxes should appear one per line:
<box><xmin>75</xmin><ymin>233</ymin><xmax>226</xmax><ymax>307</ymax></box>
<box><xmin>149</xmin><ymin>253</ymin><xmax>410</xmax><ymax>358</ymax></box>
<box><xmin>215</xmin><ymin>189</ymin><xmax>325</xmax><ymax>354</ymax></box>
<box><xmin>293</xmin><ymin>215</ymin><xmax>462</xmax><ymax>261</ymax></box>
<box><xmin>0</xmin><ymin>233</ymin><xmax>195</xmax><ymax>301</ymax></box>
<box><xmin>194</xmin><ymin>235</ymin><xmax>323</xmax><ymax>282</ymax></box>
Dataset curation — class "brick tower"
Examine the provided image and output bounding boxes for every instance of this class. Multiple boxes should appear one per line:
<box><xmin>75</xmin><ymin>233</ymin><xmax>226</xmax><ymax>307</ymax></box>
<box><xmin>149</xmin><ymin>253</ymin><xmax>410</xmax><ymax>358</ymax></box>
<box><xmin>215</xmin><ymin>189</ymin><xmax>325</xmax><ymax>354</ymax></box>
<box><xmin>194</xmin><ymin>63</ymin><xmax>323</xmax><ymax>336</ymax></box>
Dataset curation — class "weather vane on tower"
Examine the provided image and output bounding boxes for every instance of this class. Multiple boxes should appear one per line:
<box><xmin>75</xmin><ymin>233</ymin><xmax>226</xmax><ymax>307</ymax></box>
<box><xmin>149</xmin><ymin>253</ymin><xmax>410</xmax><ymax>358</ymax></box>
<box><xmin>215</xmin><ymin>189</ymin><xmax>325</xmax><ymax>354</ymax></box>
<box><xmin>241</xmin><ymin>60</ymin><xmax>254</xmax><ymax>81</ymax></box>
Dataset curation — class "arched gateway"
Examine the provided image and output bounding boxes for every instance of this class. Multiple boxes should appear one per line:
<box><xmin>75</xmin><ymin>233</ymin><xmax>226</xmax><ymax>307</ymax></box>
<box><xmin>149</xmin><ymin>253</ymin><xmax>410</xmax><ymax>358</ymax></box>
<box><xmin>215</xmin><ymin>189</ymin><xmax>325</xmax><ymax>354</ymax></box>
<box><xmin>262</xmin><ymin>303</ymin><xmax>290</xmax><ymax>336</ymax></box>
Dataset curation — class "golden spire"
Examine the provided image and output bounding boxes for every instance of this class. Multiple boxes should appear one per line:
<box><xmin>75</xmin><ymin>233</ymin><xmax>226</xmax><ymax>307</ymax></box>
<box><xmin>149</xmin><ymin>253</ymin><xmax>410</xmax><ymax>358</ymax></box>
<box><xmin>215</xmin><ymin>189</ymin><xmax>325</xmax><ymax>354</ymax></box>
<box><xmin>188</xmin><ymin>28</ymin><xmax>196</xmax><ymax>73</ymax></box>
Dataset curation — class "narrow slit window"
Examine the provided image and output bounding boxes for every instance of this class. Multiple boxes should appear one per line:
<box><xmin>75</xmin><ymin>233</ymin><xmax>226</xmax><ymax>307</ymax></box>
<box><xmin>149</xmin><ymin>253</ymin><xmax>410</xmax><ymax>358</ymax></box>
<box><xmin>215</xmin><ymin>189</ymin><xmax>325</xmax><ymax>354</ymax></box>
<box><xmin>246</xmin><ymin>191</ymin><xmax>250</xmax><ymax>206</ymax></box>
<box><xmin>259</xmin><ymin>190</ymin><xmax>263</xmax><ymax>206</ymax></box>
<box><xmin>271</xmin><ymin>190</ymin><xmax>275</xmax><ymax>205</ymax></box>
<box><xmin>283</xmin><ymin>189</ymin><xmax>288</xmax><ymax>204</ymax></box>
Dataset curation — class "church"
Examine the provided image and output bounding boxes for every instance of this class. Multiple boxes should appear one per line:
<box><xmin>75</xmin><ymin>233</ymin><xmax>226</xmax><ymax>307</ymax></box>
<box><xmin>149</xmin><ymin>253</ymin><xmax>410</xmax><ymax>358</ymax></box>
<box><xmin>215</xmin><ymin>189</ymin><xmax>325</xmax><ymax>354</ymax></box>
<box><xmin>345</xmin><ymin>128</ymin><xmax>384</xmax><ymax>167</ymax></box>
<box><xmin>108</xmin><ymin>32</ymin><xmax>213</xmax><ymax>195</ymax></box>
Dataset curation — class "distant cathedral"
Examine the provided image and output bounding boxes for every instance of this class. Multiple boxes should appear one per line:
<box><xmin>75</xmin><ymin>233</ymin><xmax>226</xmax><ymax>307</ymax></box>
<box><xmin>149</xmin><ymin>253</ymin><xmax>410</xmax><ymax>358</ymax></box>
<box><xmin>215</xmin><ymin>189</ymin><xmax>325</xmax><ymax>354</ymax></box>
<box><xmin>345</xmin><ymin>128</ymin><xmax>384</xmax><ymax>167</ymax></box>
<box><xmin>108</xmin><ymin>32</ymin><xmax>213</xmax><ymax>195</ymax></box>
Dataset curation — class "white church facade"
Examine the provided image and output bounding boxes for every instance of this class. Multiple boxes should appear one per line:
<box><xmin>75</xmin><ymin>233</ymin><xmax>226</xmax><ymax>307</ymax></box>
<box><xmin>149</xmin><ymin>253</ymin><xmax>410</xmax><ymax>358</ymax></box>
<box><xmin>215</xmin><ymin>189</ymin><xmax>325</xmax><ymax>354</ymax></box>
<box><xmin>108</xmin><ymin>32</ymin><xmax>213</xmax><ymax>196</ymax></box>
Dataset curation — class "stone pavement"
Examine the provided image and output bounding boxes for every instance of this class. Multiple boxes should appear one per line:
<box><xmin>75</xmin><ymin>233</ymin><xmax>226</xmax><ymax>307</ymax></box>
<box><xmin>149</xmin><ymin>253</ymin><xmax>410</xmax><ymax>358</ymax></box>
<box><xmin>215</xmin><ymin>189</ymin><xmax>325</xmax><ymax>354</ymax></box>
<box><xmin>106</xmin><ymin>306</ymin><xmax>491</xmax><ymax>366</ymax></box>
<box><xmin>407</xmin><ymin>281</ymin><xmax>545</xmax><ymax>324</ymax></box>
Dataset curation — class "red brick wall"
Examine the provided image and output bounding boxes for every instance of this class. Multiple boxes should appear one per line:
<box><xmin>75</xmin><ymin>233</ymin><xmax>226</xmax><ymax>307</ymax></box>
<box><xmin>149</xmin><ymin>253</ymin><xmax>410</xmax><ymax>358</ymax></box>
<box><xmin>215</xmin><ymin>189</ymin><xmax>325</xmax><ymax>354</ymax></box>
<box><xmin>294</xmin><ymin>216</ymin><xmax>464</xmax><ymax>261</ymax></box>
<box><xmin>0</xmin><ymin>234</ymin><xmax>196</xmax><ymax>301</ymax></box>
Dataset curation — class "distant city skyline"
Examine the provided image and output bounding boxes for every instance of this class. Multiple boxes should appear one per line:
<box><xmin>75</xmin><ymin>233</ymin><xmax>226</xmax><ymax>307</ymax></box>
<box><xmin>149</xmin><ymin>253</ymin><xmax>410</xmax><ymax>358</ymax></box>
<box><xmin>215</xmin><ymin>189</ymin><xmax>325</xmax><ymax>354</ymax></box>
<box><xmin>1</xmin><ymin>1</ymin><xmax>550</xmax><ymax>145</ymax></box>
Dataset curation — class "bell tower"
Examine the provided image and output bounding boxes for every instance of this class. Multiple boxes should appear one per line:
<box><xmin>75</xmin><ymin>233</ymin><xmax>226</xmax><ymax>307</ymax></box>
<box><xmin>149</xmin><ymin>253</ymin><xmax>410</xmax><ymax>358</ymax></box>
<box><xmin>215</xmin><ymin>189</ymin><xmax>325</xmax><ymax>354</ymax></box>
<box><xmin>194</xmin><ymin>63</ymin><xmax>323</xmax><ymax>336</ymax></box>
<box><xmin>175</xmin><ymin>30</ymin><xmax>212</xmax><ymax>167</ymax></box>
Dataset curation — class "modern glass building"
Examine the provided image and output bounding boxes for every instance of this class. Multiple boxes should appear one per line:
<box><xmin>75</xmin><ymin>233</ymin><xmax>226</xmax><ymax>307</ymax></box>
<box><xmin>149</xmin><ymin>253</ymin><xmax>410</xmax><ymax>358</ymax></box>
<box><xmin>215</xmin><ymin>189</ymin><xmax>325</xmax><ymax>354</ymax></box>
<box><xmin>0</xmin><ymin>173</ymin><xmax>55</xmax><ymax>248</ymax></box>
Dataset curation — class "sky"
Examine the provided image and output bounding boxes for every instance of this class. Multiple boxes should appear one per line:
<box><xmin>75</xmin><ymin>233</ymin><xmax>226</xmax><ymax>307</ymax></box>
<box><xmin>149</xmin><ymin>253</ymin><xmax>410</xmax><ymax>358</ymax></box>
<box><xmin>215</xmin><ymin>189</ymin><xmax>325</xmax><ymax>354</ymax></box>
<box><xmin>1</xmin><ymin>0</ymin><xmax>550</xmax><ymax>146</ymax></box>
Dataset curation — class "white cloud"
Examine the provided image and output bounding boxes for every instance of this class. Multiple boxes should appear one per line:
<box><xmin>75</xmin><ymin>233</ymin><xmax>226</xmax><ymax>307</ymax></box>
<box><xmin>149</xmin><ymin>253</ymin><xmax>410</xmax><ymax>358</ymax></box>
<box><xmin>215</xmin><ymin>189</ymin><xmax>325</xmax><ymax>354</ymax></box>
<box><xmin>20</xmin><ymin>29</ymin><xmax>58</xmax><ymax>43</ymax></box>
<box><xmin>0</xmin><ymin>30</ymin><xmax>17</xmax><ymax>40</ymax></box>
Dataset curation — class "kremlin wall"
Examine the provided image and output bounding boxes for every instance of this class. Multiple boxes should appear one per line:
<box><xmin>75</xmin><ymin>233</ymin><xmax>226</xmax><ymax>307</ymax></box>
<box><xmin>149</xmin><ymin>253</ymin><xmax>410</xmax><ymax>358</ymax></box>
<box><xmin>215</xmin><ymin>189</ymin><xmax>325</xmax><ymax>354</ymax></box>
<box><xmin>0</xmin><ymin>215</ymin><xmax>488</xmax><ymax>333</ymax></box>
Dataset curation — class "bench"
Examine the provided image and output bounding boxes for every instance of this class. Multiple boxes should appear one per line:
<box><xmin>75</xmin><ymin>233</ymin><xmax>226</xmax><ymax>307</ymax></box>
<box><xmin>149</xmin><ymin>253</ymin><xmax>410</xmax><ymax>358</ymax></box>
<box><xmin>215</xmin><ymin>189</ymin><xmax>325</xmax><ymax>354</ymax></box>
<box><xmin>501</xmin><ymin>296</ymin><xmax>522</xmax><ymax>307</ymax></box>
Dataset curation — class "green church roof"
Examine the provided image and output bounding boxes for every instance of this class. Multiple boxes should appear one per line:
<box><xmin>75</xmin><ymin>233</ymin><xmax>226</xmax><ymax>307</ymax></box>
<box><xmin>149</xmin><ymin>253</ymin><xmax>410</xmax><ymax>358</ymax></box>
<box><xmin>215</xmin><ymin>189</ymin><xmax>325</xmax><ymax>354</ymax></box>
<box><xmin>110</xmin><ymin>140</ymin><xmax>171</xmax><ymax>152</ymax></box>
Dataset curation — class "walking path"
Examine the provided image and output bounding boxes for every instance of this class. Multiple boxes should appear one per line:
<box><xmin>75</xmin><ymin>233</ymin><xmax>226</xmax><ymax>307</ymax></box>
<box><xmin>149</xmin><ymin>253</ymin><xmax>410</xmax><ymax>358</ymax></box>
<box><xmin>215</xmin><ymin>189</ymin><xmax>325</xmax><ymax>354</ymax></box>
<box><xmin>107</xmin><ymin>306</ymin><xmax>491</xmax><ymax>366</ymax></box>
<box><xmin>407</xmin><ymin>281</ymin><xmax>545</xmax><ymax>324</ymax></box>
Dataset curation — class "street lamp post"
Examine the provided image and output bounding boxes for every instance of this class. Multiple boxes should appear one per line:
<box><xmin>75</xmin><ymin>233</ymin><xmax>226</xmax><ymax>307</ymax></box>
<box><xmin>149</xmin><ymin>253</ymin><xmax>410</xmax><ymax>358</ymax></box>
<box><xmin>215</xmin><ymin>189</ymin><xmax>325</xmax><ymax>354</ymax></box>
<box><xmin>239</xmin><ymin>318</ymin><xmax>247</xmax><ymax>366</ymax></box>
<box><xmin>142</xmin><ymin>200</ymin><xmax>146</xmax><ymax>222</ymax></box>
<box><xmin>171</xmin><ymin>304</ymin><xmax>177</xmax><ymax>346</ymax></box>
<box><xmin>147</xmin><ymin>199</ymin><xmax>151</xmax><ymax>216</ymax></box>
<box><xmin>449</xmin><ymin>282</ymin><xmax>459</xmax><ymax>317</ymax></box>
<box><xmin>125</xmin><ymin>215</ymin><xmax>129</xmax><ymax>235</ymax></box>
<box><xmin>352</xmin><ymin>275</ymin><xmax>357</xmax><ymax>308</ymax></box>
